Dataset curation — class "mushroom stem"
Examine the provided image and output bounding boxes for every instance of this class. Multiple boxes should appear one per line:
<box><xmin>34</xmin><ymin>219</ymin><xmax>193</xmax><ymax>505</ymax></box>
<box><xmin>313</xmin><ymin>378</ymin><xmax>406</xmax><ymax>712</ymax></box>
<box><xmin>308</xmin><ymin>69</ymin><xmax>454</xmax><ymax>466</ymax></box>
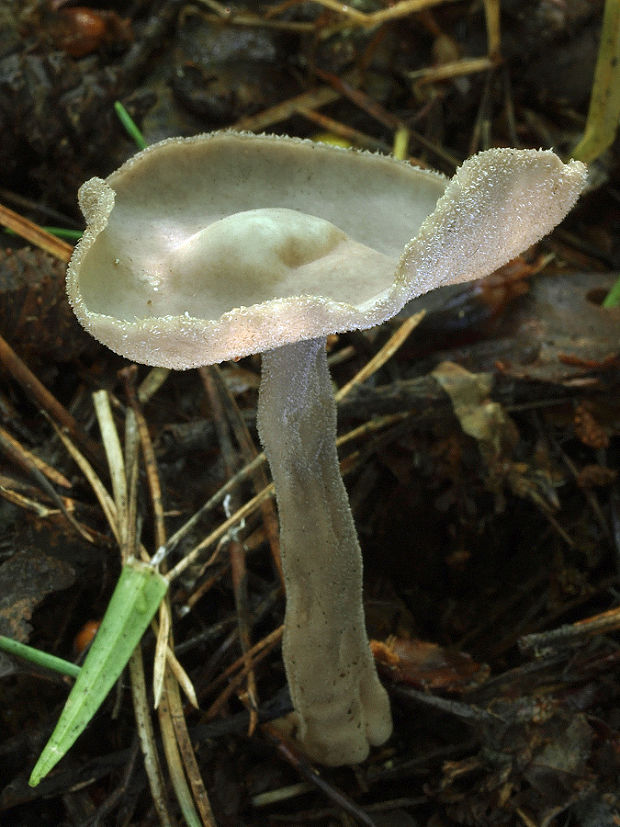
<box><xmin>257</xmin><ymin>337</ymin><xmax>392</xmax><ymax>766</ymax></box>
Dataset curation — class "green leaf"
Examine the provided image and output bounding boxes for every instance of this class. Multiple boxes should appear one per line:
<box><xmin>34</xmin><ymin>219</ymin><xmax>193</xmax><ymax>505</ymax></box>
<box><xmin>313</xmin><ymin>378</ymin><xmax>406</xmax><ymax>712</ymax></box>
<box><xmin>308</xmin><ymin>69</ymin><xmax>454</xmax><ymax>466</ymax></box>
<box><xmin>29</xmin><ymin>559</ymin><xmax>168</xmax><ymax>787</ymax></box>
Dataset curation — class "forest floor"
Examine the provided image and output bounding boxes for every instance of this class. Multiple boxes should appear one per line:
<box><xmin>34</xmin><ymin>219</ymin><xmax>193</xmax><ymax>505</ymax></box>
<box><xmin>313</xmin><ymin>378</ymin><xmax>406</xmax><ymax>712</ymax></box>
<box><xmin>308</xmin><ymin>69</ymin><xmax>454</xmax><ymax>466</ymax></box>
<box><xmin>0</xmin><ymin>1</ymin><xmax>619</xmax><ymax>825</ymax></box>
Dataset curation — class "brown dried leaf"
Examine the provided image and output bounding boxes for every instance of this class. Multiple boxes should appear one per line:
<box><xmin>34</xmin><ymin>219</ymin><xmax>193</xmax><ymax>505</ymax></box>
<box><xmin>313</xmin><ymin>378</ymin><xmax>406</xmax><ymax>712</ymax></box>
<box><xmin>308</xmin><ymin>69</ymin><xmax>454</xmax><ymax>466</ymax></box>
<box><xmin>0</xmin><ymin>548</ymin><xmax>75</xmax><ymax>641</ymax></box>
<box><xmin>373</xmin><ymin>637</ymin><xmax>489</xmax><ymax>693</ymax></box>
<box><xmin>574</xmin><ymin>401</ymin><xmax>610</xmax><ymax>449</ymax></box>
<box><xmin>499</xmin><ymin>272</ymin><xmax>620</xmax><ymax>384</ymax></box>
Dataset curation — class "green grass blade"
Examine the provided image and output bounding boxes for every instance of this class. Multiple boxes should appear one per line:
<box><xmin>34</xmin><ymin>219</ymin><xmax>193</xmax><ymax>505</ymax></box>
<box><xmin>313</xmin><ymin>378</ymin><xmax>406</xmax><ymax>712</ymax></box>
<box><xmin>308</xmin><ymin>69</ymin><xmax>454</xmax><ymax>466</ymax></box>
<box><xmin>2</xmin><ymin>226</ymin><xmax>82</xmax><ymax>241</ymax></box>
<box><xmin>114</xmin><ymin>101</ymin><xmax>147</xmax><ymax>151</ymax></box>
<box><xmin>0</xmin><ymin>636</ymin><xmax>80</xmax><ymax>679</ymax></box>
<box><xmin>40</xmin><ymin>226</ymin><xmax>83</xmax><ymax>241</ymax></box>
<box><xmin>602</xmin><ymin>275</ymin><xmax>620</xmax><ymax>307</ymax></box>
<box><xmin>29</xmin><ymin>559</ymin><xmax>168</xmax><ymax>786</ymax></box>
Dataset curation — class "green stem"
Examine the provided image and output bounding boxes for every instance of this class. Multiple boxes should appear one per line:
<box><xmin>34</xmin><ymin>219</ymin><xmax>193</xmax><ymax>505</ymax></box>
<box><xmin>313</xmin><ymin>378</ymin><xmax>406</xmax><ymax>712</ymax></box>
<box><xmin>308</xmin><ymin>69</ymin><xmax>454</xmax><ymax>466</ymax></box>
<box><xmin>0</xmin><ymin>635</ymin><xmax>80</xmax><ymax>678</ymax></box>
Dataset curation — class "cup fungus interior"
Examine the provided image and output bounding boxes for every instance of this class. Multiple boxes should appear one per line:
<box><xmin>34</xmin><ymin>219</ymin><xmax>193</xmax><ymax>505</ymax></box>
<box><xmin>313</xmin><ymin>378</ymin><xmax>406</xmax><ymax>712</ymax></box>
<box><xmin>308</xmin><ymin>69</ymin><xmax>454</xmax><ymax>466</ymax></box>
<box><xmin>74</xmin><ymin>133</ymin><xmax>447</xmax><ymax>324</ymax></box>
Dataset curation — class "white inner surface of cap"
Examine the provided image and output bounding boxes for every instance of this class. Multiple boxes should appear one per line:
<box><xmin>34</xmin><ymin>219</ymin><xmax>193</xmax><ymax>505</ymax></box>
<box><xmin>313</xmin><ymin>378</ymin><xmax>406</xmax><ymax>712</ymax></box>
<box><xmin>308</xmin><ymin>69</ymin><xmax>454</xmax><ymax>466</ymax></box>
<box><xmin>83</xmin><ymin>207</ymin><xmax>397</xmax><ymax>321</ymax></box>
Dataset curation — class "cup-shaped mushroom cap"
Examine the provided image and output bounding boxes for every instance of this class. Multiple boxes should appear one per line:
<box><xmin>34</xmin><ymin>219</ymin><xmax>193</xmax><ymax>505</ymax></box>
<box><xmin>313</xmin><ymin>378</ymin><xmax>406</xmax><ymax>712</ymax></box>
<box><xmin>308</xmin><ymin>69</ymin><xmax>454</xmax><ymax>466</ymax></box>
<box><xmin>66</xmin><ymin>132</ymin><xmax>586</xmax><ymax>369</ymax></box>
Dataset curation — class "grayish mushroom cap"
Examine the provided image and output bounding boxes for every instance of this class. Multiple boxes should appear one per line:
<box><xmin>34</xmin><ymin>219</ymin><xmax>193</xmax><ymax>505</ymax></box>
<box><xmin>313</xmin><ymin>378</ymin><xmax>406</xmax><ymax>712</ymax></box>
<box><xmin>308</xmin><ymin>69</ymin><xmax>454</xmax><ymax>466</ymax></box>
<box><xmin>66</xmin><ymin>131</ymin><xmax>586</xmax><ymax>369</ymax></box>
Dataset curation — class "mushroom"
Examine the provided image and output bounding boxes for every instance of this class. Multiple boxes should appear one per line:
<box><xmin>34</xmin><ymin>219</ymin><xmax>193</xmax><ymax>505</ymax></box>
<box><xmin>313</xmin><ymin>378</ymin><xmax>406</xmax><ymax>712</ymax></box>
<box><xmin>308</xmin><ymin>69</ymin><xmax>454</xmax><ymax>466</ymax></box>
<box><xmin>66</xmin><ymin>132</ymin><xmax>586</xmax><ymax>766</ymax></box>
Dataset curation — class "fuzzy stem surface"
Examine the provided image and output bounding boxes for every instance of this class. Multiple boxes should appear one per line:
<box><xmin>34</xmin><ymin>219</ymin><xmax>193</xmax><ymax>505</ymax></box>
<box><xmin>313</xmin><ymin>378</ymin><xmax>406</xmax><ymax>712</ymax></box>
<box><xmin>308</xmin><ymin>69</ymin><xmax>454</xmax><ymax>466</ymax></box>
<box><xmin>257</xmin><ymin>337</ymin><xmax>392</xmax><ymax>765</ymax></box>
